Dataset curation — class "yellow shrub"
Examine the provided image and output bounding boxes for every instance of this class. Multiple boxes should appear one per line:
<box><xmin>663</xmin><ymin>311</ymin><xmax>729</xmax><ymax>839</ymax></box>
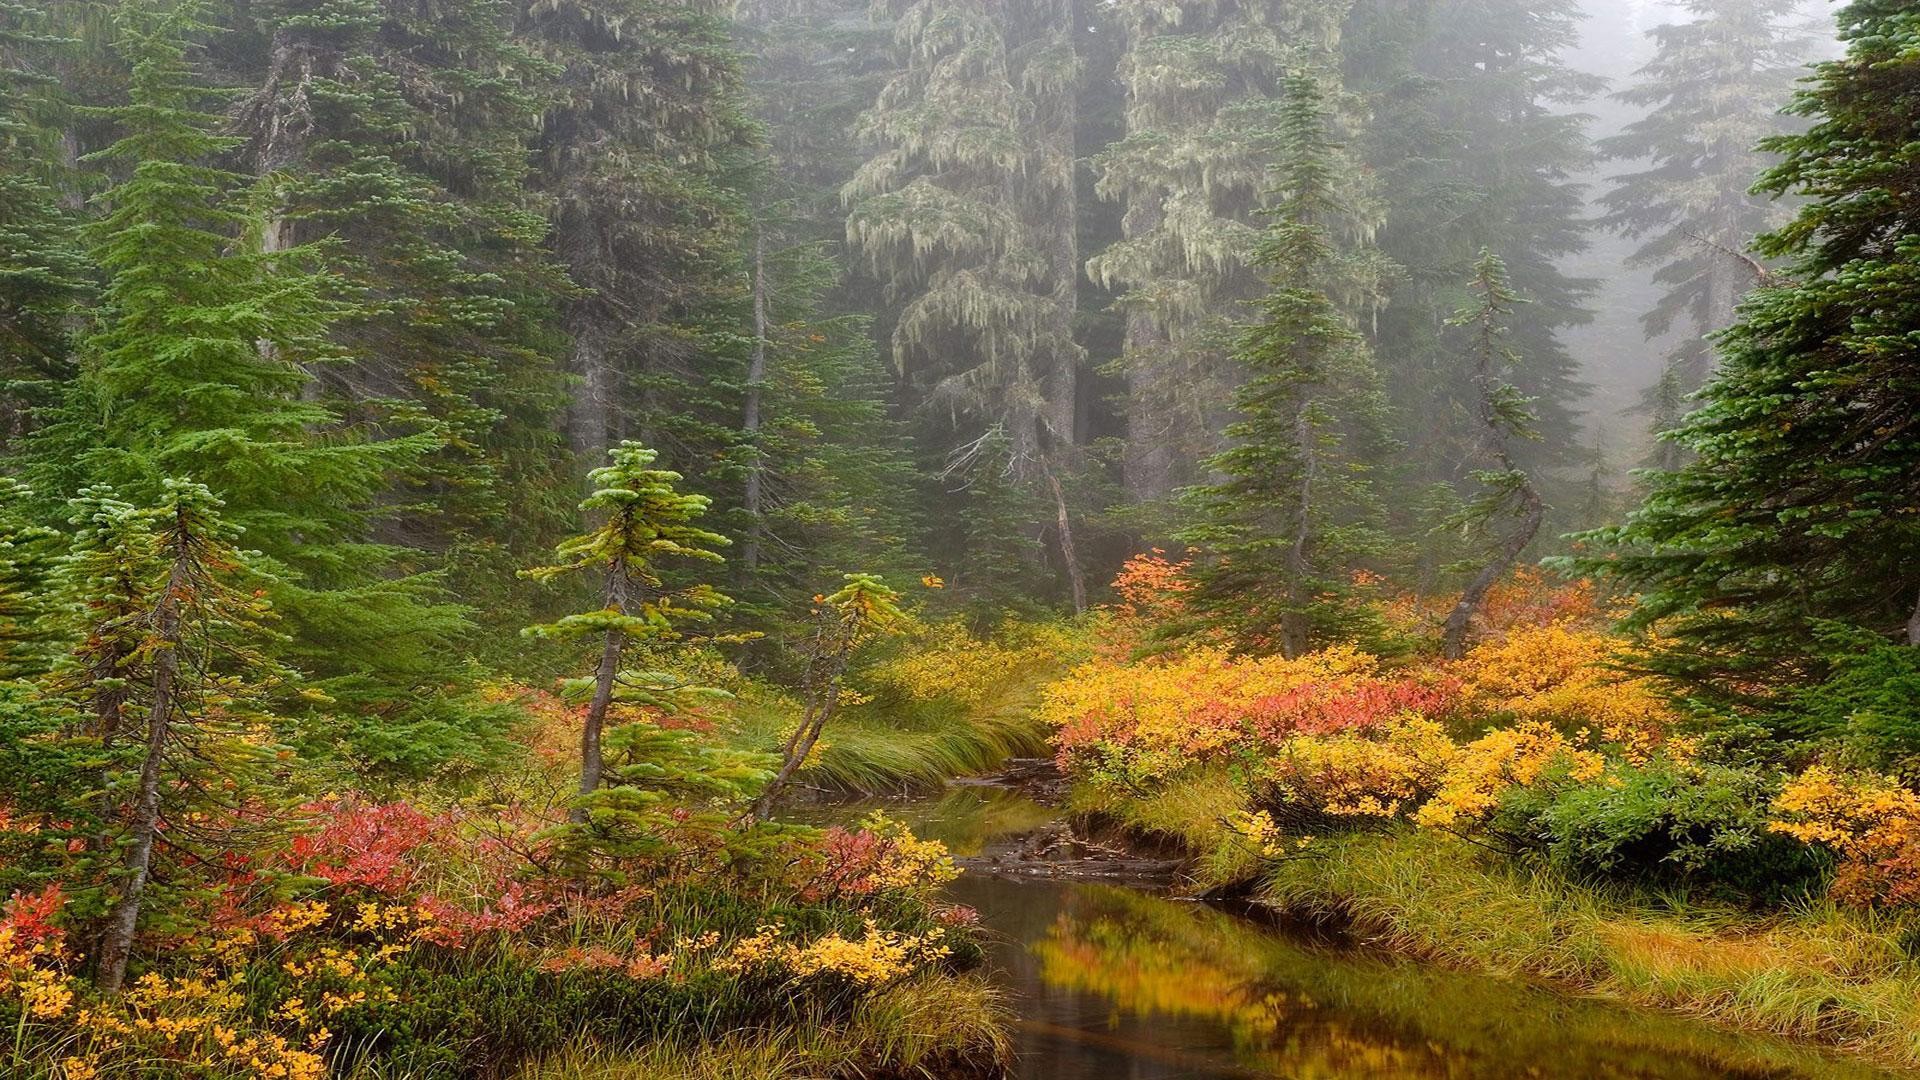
<box><xmin>1460</xmin><ymin>622</ymin><xmax>1675</xmax><ymax>758</ymax></box>
<box><xmin>868</xmin><ymin>618</ymin><xmax>1085</xmax><ymax>710</ymax></box>
<box><xmin>1264</xmin><ymin>716</ymin><xmax>1459</xmax><ymax>820</ymax></box>
<box><xmin>1414</xmin><ymin>721</ymin><xmax>1604</xmax><ymax>829</ymax></box>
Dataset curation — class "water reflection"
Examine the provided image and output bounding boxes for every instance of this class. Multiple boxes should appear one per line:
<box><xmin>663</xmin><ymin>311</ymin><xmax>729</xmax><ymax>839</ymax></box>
<box><xmin>806</xmin><ymin>786</ymin><xmax>1896</xmax><ymax>1079</ymax></box>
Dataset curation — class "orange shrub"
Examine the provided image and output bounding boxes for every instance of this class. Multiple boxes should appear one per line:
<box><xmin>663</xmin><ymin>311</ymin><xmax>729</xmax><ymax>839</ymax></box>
<box><xmin>1771</xmin><ymin>765</ymin><xmax>1920</xmax><ymax>907</ymax></box>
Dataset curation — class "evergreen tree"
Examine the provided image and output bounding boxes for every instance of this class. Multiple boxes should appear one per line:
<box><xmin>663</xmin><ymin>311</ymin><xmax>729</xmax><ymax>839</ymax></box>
<box><xmin>224</xmin><ymin>0</ymin><xmax>575</xmax><ymax>562</ymax></box>
<box><xmin>27</xmin><ymin>0</ymin><xmax>473</xmax><ymax>765</ymax></box>
<box><xmin>523</xmin><ymin>443</ymin><xmax>732</xmax><ymax>818</ymax></box>
<box><xmin>522</xmin><ymin>0</ymin><xmax>758</xmax><ymax>462</ymax></box>
<box><xmin>1581</xmin><ymin>0</ymin><xmax>1920</xmax><ymax>703</ymax></box>
<box><xmin>1438</xmin><ymin>251</ymin><xmax>1544</xmax><ymax>659</ymax></box>
<box><xmin>89</xmin><ymin>480</ymin><xmax>287</xmax><ymax>992</ymax></box>
<box><xmin>1088</xmin><ymin>0</ymin><xmax>1356</xmax><ymax>510</ymax></box>
<box><xmin>0</xmin><ymin>0</ymin><xmax>88</xmax><ymax>432</ymax></box>
<box><xmin>1599</xmin><ymin>0</ymin><xmax>1810</xmax><ymax>462</ymax></box>
<box><xmin>844</xmin><ymin>0</ymin><xmax>1089</xmax><ymax>610</ymax></box>
<box><xmin>1345</xmin><ymin>0</ymin><xmax>1598</xmax><ymax>517</ymax></box>
<box><xmin>1179</xmin><ymin>75</ymin><xmax>1395</xmax><ymax>657</ymax></box>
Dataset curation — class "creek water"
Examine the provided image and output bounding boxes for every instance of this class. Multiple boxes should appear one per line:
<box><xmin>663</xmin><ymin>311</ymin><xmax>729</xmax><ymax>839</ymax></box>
<box><xmin>819</xmin><ymin>784</ymin><xmax>1902</xmax><ymax>1080</ymax></box>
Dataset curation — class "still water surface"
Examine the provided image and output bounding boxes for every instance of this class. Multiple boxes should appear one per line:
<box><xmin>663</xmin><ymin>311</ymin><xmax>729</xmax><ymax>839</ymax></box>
<box><xmin>836</xmin><ymin>785</ymin><xmax>1901</xmax><ymax>1080</ymax></box>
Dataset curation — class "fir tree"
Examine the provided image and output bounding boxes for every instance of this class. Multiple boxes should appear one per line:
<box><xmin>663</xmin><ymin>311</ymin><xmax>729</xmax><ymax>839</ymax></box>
<box><xmin>522</xmin><ymin>0</ymin><xmax>758</xmax><ymax>462</ymax></box>
<box><xmin>1438</xmin><ymin>251</ymin><xmax>1545</xmax><ymax>659</ymax></box>
<box><xmin>1581</xmin><ymin>0</ymin><xmax>1920</xmax><ymax>703</ymax></box>
<box><xmin>1179</xmin><ymin>74</ymin><xmax>1395</xmax><ymax>658</ymax></box>
<box><xmin>0</xmin><ymin>0</ymin><xmax>87</xmax><ymax>430</ymax></box>
<box><xmin>1599</xmin><ymin>0</ymin><xmax>1810</xmax><ymax>462</ymax></box>
<box><xmin>1088</xmin><ymin>0</ymin><xmax>1358</xmax><ymax>509</ymax></box>
<box><xmin>1345</xmin><ymin>0</ymin><xmax>1598</xmax><ymax>517</ymax></box>
<box><xmin>226</xmin><ymin>0</ymin><xmax>574</xmax><ymax>561</ymax></box>
<box><xmin>28</xmin><ymin>0</ymin><xmax>473</xmax><ymax>766</ymax></box>
<box><xmin>90</xmin><ymin>480</ymin><xmax>287</xmax><ymax>992</ymax></box>
<box><xmin>523</xmin><ymin>442</ymin><xmax>732</xmax><ymax>818</ymax></box>
<box><xmin>844</xmin><ymin>0</ymin><xmax>1089</xmax><ymax>610</ymax></box>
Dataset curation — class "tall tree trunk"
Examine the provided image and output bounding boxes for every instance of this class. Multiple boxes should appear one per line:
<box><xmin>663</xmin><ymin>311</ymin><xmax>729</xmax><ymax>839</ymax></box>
<box><xmin>1907</xmin><ymin>587</ymin><xmax>1920</xmax><ymax>647</ymax></box>
<box><xmin>95</xmin><ymin>559</ymin><xmax>187</xmax><ymax>994</ymax></box>
<box><xmin>740</xmin><ymin>227</ymin><xmax>770</xmax><ymax>582</ymax></box>
<box><xmin>1039</xmin><ymin>18</ymin><xmax>1085</xmax><ymax>614</ymax></box>
<box><xmin>574</xmin><ymin>557</ymin><xmax>628</xmax><ymax>823</ymax></box>
<box><xmin>1281</xmin><ymin>401</ymin><xmax>1316</xmax><ymax>659</ymax></box>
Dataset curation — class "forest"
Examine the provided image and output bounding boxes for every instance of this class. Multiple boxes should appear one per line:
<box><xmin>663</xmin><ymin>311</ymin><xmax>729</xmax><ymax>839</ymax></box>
<box><xmin>0</xmin><ymin>0</ymin><xmax>1916</xmax><ymax>1074</ymax></box>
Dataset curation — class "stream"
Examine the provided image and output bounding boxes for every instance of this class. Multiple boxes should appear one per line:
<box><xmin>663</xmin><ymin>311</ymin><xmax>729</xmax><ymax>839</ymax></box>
<box><xmin>814</xmin><ymin>781</ymin><xmax>1903</xmax><ymax>1080</ymax></box>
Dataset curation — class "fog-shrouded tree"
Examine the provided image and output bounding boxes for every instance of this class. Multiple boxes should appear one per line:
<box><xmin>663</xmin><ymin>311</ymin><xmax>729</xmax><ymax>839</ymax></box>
<box><xmin>844</xmin><ymin>0</ymin><xmax>1090</xmax><ymax>610</ymax></box>
<box><xmin>1599</xmin><ymin>0</ymin><xmax>1811</xmax><ymax>470</ymax></box>
<box><xmin>1438</xmin><ymin>251</ymin><xmax>1544</xmax><ymax>659</ymax></box>
<box><xmin>0</xmin><ymin>0</ymin><xmax>87</xmax><ymax>434</ymax></box>
<box><xmin>1180</xmin><ymin>74</ymin><xmax>1396</xmax><ymax>658</ymax></box>
<box><xmin>1344</xmin><ymin>0</ymin><xmax>1597</xmax><ymax>530</ymax></box>
<box><xmin>1579</xmin><ymin>0</ymin><xmax>1920</xmax><ymax>706</ymax></box>
<box><xmin>523</xmin><ymin>0</ymin><xmax>758</xmax><ymax>464</ymax></box>
<box><xmin>24</xmin><ymin>0</ymin><xmax>476</xmax><ymax>755</ymax></box>
<box><xmin>1089</xmin><ymin>0</ymin><xmax>1355</xmax><ymax>516</ymax></box>
<box><xmin>222</xmin><ymin>0</ymin><xmax>575</xmax><ymax>561</ymax></box>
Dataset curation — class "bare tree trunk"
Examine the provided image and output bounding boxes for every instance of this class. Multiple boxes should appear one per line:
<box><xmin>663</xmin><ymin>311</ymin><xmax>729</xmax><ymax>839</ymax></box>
<box><xmin>740</xmin><ymin>227</ymin><xmax>770</xmax><ymax>582</ymax></box>
<box><xmin>566</xmin><ymin>317</ymin><xmax>618</xmax><ymax>463</ymax></box>
<box><xmin>1281</xmin><ymin>402</ymin><xmax>1316</xmax><ymax>659</ymax></box>
<box><xmin>574</xmin><ymin>558</ymin><xmax>628</xmax><ymax>823</ymax></box>
<box><xmin>95</xmin><ymin>559</ymin><xmax>187</xmax><ymax>994</ymax></box>
<box><xmin>1907</xmin><ymin>587</ymin><xmax>1920</xmax><ymax>647</ymax></box>
<box><xmin>1046</xmin><ymin>469</ymin><xmax>1087</xmax><ymax>614</ymax></box>
<box><xmin>1440</xmin><ymin>487</ymin><xmax>1544</xmax><ymax>659</ymax></box>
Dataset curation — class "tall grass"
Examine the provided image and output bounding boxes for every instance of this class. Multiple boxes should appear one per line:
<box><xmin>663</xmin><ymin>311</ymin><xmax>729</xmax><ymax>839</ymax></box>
<box><xmin>1260</xmin><ymin>830</ymin><xmax>1920</xmax><ymax>1070</ymax></box>
<box><xmin>728</xmin><ymin>686</ymin><xmax>1050</xmax><ymax>796</ymax></box>
<box><xmin>511</xmin><ymin>973</ymin><xmax>1010</xmax><ymax>1080</ymax></box>
<box><xmin>1066</xmin><ymin>768</ymin><xmax>1264</xmax><ymax>889</ymax></box>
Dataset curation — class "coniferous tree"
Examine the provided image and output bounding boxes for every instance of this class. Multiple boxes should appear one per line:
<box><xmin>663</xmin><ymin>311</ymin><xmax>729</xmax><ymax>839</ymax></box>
<box><xmin>90</xmin><ymin>480</ymin><xmax>287</xmax><ymax>993</ymax></box>
<box><xmin>844</xmin><ymin>0</ymin><xmax>1089</xmax><ymax>610</ymax></box>
<box><xmin>0</xmin><ymin>0</ymin><xmax>87</xmax><ymax>430</ymax></box>
<box><xmin>1345</xmin><ymin>0</ymin><xmax>1598</xmax><ymax>516</ymax></box>
<box><xmin>523</xmin><ymin>0</ymin><xmax>758</xmax><ymax>463</ymax></box>
<box><xmin>523</xmin><ymin>443</ymin><xmax>732</xmax><ymax>818</ymax></box>
<box><xmin>223</xmin><ymin>0</ymin><xmax>574</xmax><ymax>559</ymax></box>
<box><xmin>1439</xmin><ymin>251</ymin><xmax>1544</xmax><ymax>659</ymax></box>
<box><xmin>1599</xmin><ymin>0</ymin><xmax>1810</xmax><ymax>465</ymax></box>
<box><xmin>26</xmin><ymin>0</ymin><xmax>473</xmax><ymax>762</ymax></box>
<box><xmin>1581</xmin><ymin>0</ymin><xmax>1920</xmax><ymax>704</ymax></box>
<box><xmin>1180</xmin><ymin>74</ymin><xmax>1395</xmax><ymax>657</ymax></box>
<box><xmin>1089</xmin><ymin>0</ymin><xmax>1356</xmax><ymax>511</ymax></box>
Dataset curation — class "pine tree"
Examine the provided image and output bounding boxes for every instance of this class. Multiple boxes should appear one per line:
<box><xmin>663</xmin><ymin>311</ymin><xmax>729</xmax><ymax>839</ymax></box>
<box><xmin>225</xmin><ymin>0</ymin><xmax>574</xmax><ymax>560</ymax></box>
<box><xmin>522</xmin><ymin>443</ymin><xmax>732</xmax><ymax>818</ymax></box>
<box><xmin>522</xmin><ymin>0</ymin><xmax>758</xmax><ymax>462</ymax></box>
<box><xmin>1580</xmin><ymin>0</ymin><xmax>1920</xmax><ymax>703</ymax></box>
<box><xmin>1179</xmin><ymin>74</ymin><xmax>1395</xmax><ymax>657</ymax></box>
<box><xmin>1438</xmin><ymin>251</ymin><xmax>1544</xmax><ymax>659</ymax></box>
<box><xmin>1345</xmin><ymin>0</ymin><xmax>1598</xmax><ymax>514</ymax></box>
<box><xmin>27</xmin><ymin>0</ymin><xmax>473</xmax><ymax>765</ymax></box>
<box><xmin>1599</xmin><ymin>0</ymin><xmax>1810</xmax><ymax>461</ymax></box>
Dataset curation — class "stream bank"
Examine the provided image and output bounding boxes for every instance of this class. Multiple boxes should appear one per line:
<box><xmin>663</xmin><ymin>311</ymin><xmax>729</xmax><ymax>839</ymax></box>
<box><xmin>816</xmin><ymin>773</ymin><xmax>1907</xmax><ymax>1080</ymax></box>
